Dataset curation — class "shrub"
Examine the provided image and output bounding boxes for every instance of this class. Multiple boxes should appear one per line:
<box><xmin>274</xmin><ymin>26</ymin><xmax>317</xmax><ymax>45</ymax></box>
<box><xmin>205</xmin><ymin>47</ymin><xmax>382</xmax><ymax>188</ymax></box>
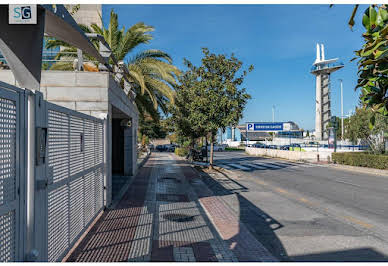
<box><xmin>332</xmin><ymin>152</ymin><xmax>388</xmax><ymax>170</ymax></box>
<box><xmin>175</xmin><ymin>147</ymin><xmax>189</xmax><ymax>157</ymax></box>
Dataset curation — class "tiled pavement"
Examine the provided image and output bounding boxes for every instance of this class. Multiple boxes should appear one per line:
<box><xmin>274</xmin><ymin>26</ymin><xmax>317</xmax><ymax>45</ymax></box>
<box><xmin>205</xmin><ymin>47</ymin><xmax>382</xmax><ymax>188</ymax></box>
<box><xmin>65</xmin><ymin>152</ymin><xmax>276</xmax><ymax>262</ymax></box>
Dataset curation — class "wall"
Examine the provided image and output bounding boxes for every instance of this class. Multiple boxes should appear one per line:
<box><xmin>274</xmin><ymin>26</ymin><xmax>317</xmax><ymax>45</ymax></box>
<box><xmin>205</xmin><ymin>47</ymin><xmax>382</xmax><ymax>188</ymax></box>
<box><xmin>0</xmin><ymin>70</ymin><xmax>140</xmax><ymax>205</ymax></box>
<box><xmin>246</xmin><ymin>147</ymin><xmax>333</xmax><ymax>162</ymax></box>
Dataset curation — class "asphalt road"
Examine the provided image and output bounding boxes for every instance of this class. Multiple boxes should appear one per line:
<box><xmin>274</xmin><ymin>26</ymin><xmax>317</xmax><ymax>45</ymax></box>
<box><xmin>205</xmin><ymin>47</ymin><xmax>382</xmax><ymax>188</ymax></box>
<box><xmin>211</xmin><ymin>151</ymin><xmax>388</xmax><ymax>262</ymax></box>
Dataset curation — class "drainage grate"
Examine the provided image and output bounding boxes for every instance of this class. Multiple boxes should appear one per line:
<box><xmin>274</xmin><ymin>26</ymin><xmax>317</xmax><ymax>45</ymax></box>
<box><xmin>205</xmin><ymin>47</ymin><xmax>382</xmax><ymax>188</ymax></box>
<box><xmin>158</xmin><ymin>176</ymin><xmax>181</xmax><ymax>183</ymax></box>
<box><xmin>163</xmin><ymin>213</ymin><xmax>195</xmax><ymax>223</ymax></box>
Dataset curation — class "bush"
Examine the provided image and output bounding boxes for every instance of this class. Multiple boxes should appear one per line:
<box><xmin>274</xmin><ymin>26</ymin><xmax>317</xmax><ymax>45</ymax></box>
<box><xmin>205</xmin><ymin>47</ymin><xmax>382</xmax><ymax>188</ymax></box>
<box><xmin>332</xmin><ymin>152</ymin><xmax>388</xmax><ymax>170</ymax></box>
<box><xmin>175</xmin><ymin>147</ymin><xmax>189</xmax><ymax>157</ymax></box>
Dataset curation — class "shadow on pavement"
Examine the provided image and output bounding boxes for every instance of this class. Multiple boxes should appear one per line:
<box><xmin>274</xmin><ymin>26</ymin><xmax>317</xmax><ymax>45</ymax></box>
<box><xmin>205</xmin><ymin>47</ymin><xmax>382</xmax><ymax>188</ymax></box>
<box><xmin>292</xmin><ymin>248</ymin><xmax>388</xmax><ymax>262</ymax></box>
<box><xmin>196</xmin><ymin>166</ymin><xmax>388</xmax><ymax>262</ymax></box>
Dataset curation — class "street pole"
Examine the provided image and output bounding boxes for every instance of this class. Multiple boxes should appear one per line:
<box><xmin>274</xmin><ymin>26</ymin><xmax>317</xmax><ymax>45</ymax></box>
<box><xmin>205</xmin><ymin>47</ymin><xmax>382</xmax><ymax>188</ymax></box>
<box><xmin>272</xmin><ymin>105</ymin><xmax>275</xmax><ymax>123</ymax></box>
<box><xmin>339</xmin><ymin>79</ymin><xmax>344</xmax><ymax>141</ymax></box>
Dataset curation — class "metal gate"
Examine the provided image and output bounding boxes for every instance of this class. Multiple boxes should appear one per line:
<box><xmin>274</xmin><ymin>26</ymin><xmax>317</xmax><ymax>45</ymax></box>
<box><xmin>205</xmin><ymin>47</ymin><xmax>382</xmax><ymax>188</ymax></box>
<box><xmin>0</xmin><ymin>82</ymin><xmax>27</xmax><ymax>262</ymax></box>
<box><xmin>45</xmin><ymin>103</ymin><xmax>104</xmax><ymax>262</ymax></box>
<box><xmin>0</xmin><ymin>82</ymin><xmax>105</xmax><ymax>262</ymax></box>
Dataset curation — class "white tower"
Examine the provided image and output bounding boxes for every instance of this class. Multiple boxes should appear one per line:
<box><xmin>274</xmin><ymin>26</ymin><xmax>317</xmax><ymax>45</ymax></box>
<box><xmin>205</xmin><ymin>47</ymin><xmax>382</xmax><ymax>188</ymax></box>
<box><xmin>311</xmin><ymin>44</ymin><xmax>343</xmax><ymax>140</ymax></box>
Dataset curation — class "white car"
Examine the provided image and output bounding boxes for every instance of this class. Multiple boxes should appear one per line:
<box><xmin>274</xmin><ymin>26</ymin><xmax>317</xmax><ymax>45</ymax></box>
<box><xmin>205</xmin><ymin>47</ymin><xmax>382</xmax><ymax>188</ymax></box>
<box><xmin>207</xmin><ymin>144</ymin><xmax>227</xmax><ymax>151</ymax></box>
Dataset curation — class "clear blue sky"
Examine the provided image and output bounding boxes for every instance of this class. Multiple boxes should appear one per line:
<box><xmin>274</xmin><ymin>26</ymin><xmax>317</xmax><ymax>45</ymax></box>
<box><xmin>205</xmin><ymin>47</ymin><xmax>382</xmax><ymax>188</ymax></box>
<box><xmin>103</xmin><ymin>4</ymin><xmax>367</xmax><ymax>130</ymax></box>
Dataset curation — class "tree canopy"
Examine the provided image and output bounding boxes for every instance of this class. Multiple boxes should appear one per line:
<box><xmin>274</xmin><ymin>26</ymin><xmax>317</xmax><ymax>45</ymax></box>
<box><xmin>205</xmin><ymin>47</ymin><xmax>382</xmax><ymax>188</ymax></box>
<box><xmin>171</xmin><ymin>48</ymin><xmax>253</xmax><ymax>165</ymax></box>
<box><xmin>345</xmin><ymin>107</ymin><xmax>388</xmax><ymax>153</ymax></box>
<box><xmin>350</xmin><ymin>5</ymin><xmax>388</xmax><ymax>122</ymax></box>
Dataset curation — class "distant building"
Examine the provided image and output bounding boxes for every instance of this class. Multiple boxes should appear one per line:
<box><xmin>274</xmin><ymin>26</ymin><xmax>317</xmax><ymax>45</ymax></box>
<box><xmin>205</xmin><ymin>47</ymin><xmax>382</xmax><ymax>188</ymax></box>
<box><xmin>218</xmin><ymin>121</ymin><xmax>303</xmax><ymax>143</ymax></box>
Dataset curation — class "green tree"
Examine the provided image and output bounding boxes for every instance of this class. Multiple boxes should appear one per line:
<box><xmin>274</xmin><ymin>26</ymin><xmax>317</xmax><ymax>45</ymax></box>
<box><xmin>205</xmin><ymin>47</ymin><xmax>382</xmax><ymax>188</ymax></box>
<box><xmin>344</xmin><ymin>5</ymin><xmax>388</xmax><ymax>121</ymax></box>
<box><xmin>138</xmin><ymin>114</ymin><xmax>167</xmax><ymax>146</ymax></box>
<box><xmin>172</xmin><ymin>48</ymin><xmax>253</xmax><ymax>166</ymax></box>
<box><xmin>326</xmin><ymin>116</ymin><xmax>349</xmax><ymax>140</ymax></box>
<box><xmin>169</xmin><ymin>69</ymin><xmax>207</xmax><ymax>150</ymax></box>
<box><xmin>345</xmin><ymin>107</ymin><xmax>388</xmax><ymax>153</ymax></box>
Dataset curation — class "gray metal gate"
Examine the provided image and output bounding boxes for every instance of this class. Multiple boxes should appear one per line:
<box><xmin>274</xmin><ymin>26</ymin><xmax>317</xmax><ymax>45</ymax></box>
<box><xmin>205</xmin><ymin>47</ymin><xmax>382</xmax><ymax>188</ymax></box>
<box><xmin>45</xmin><ymin>103</ymin><xmax>104</xmax><ymax>262</ymax></box>
<box><xmin>0</xmin><ymin>82</ymin><xmax>27</xmax><ymax>262</ymax></box>
<box><xmin>0</xmin><ymin>82</ymin><xmax>105</xmax><ymax>262</ymax></box>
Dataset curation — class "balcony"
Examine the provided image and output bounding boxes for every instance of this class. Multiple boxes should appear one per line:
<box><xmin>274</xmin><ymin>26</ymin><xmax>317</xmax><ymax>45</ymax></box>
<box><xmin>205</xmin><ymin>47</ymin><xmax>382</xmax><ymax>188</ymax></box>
<box><xmin>311</xmin><ymin>61</ymin><xmax>344</xmax><ymax>74</ymax></box>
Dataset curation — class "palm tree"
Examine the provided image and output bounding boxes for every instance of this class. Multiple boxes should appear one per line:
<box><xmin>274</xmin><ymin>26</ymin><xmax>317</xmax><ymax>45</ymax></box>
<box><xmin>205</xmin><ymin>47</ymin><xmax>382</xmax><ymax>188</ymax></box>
<box><xmin>45</xmin><ymin>9</ymin><xmax>180</xmax><ymax>120</ymax></box>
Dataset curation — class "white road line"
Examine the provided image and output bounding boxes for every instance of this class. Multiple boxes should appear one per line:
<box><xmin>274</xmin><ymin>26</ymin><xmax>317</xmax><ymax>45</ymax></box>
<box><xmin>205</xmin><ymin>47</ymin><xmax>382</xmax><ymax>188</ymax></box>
<box><xmin>254</xmin><ymin>162</ymin><xmax>284</xmax><ymax>169</ymax></box>
<box><xmin>242</xmin><ymin>163</ymin><xmax>267</xmax><ymax>170</ymax></box>
<box><xmin>216</xmin><ymin>164</ymin><xmax>235</xmax><ymax>170</ymax></box>
<box><xmin>227</xmin><ymin>163</ymin><xmax>251</xmax><ymax>171</ymax></box>
<box><xmin>334</xmin><ymin>179</ymin><xmax>364</xmax><ymax>188</ymax></box>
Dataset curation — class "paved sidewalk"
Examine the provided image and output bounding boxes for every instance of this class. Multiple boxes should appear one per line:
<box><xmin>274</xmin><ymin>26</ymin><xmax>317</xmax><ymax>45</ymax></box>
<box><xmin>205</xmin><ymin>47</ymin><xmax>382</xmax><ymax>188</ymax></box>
<box><xmin>64</xmin><ymin>152</ymin><xmax>275</xmax><ymax>262</ymax></box>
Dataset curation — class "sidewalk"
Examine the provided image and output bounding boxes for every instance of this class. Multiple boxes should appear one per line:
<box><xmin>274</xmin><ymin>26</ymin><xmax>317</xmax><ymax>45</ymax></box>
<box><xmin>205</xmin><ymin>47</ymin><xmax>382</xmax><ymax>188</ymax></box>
<box><xmin>64</xmin><ymin>152</ymin><xmax>275</xmax><ymax>262</ymax></box>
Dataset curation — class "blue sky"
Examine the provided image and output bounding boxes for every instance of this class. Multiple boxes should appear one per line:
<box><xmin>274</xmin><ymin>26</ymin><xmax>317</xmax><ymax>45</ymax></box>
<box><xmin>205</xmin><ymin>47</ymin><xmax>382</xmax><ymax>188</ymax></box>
<box><xmin>103</xmin><ymin>4</ymin><xmax>367</xmax><ymax>130</ymax></box>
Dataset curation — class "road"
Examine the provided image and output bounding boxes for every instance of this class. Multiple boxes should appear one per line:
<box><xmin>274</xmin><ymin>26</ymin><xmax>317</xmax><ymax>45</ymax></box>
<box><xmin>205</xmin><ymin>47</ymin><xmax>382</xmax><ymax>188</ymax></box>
<box><xmin>210</xmin><ymin>151</ymin><xmax>388</xmax><ymax>261</ymax></box>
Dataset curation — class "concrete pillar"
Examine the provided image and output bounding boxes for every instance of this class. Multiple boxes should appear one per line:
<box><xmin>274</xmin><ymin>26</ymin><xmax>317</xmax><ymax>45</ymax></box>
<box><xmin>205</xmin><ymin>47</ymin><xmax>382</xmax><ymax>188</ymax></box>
<box><xmin>123</xmin><ymin>126</ymin><xmax>133</xmax><ymax>176</ymax></box>
<box><xmin>321</xmin><ymin>74</ymin><xmax>330</xmax><ymax>140</ymax></box>
<box><xmin>132</xmin><ymin>120</ymin><xmax>138</xmax><ymax>175</ymax></box>
<box><xmin>101</xmin><ymin>112</ymin><xmax>111</xmax><ymax>207</ymax></box>
<box><xmin>315</xmin><ymin>74</ymin><xmax>322</xmax><ymax>140</ymax></box>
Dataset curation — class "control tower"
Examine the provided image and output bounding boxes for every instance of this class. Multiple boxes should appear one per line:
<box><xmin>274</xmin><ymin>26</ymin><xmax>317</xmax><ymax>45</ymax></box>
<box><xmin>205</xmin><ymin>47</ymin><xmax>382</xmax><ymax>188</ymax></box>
<box><xmin>311</xmin><ymin>44</ymin><xmax>343</xmax><ymax>140</ymax></box>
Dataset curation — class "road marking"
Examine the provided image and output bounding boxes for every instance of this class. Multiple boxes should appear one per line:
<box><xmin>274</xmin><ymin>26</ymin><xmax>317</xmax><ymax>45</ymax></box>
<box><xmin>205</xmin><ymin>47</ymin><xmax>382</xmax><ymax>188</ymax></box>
<box><xmin>228</xmin><ymin>163</ymin><xmax>251</xmax><ymax>171</ymax></box>
<box><xmin>216</xmin><ymin>164</ymin><xmax>235</xmax><ymax>170</ymax></box>
<box><xmin>334</xmin><ymin>179</ymin><xmax>363</xmax><ymax>188</ymax></box>
<box><xmin>264</xmin><ymin>163</ymin><xmax>285</xmax><ymax>169</ymax></box>
<box><xmin>242</xmin><ymin>163</ymin><xmax>267</xmax><ymax>170</ymax></box>
<box><xmin>275</xmin><ymin>188</ymin><xmax>290</xmax><ymax>194</ymax></box>
<box><xmin>342</xmin><ymin>216</ymin><xmax>374</xmax><ymax>229</ymax></box>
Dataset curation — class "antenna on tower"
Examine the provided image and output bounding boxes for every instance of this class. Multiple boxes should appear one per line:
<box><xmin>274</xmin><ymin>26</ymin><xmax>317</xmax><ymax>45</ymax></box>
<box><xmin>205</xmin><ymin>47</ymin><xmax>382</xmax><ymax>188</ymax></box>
<box><xmin>314</xmin><ymin>43</ymin><xmax>321</xmax><ymax>64</ymax></box>
<box><xmin>321</xmin><ymin>44</ymin><xmax>325</xmax><ymax>61</ymax></box>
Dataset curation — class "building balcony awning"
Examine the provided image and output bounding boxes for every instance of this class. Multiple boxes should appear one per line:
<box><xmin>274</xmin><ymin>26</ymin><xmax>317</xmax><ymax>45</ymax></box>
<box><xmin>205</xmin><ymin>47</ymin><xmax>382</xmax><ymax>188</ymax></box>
<box><xmin>0</xmin><ymin>4</ymin><xmax>110</xmax><ymax>89</ymax></box>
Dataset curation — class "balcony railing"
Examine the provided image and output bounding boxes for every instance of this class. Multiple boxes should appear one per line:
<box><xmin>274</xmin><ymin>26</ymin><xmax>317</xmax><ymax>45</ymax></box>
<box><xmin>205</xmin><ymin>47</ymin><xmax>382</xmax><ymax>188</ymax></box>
<box><xmin>311</xmin><ymin>61</ymin><xmax>344</xmax><ymax>73</ymax></box>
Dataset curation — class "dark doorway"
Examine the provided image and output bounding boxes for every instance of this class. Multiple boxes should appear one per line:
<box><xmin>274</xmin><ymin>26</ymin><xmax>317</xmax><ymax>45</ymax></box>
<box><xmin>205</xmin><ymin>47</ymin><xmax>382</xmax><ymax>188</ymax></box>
<box><xmin>112</xmin><ymin>118</ymin><xmax>124</xmax><ymax>175</ymax></box>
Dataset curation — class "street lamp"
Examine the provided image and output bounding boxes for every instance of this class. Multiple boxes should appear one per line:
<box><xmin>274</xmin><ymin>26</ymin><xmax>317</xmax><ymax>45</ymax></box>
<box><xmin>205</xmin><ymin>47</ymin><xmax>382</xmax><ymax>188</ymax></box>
<box><xmin>338</xmin><ymin>79</ymin><xmax>344</xmax><ymax>141</ymax></box>
<box><xmin>272</xmin><ymin>105</ymin><xmax>275</xmax><ymax>123</ymax></box>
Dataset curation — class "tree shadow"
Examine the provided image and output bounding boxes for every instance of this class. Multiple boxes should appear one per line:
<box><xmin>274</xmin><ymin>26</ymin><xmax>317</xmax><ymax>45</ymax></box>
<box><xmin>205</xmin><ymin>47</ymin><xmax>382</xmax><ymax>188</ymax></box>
<box><xmin>196</xmin><ymin>167</ymin><xmax>289</xmax><ymax>261</ymax></box>
<box><xmin>195</xmin><ymin>166</ymin><xmax>388</xmax><ymax>262</ymax></box>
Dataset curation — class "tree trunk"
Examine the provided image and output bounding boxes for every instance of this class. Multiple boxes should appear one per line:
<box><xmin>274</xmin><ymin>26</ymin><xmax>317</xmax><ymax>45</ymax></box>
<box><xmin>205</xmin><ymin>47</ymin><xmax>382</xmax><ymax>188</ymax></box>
<box><xmin>210</xmin><ymin>133</ymin><xmax>214</xmax><ymax>169</ymax></box>
<box><xmin>205</xmin><ymin>135</ymin><xmax>208</xmax><ymax>163</ymax></box>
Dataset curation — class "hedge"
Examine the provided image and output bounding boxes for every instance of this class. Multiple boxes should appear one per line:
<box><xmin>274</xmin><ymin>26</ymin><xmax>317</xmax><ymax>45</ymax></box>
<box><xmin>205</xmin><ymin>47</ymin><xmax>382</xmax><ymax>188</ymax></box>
<box><xmin>332</xmin><ymin>152</ymin><xmax>388</xmax><ymax>170</ymax></box>
<box><xmin>175</xmin><ymin>147</ymin><xmax>189</xmax><ymax>157</ymax></box>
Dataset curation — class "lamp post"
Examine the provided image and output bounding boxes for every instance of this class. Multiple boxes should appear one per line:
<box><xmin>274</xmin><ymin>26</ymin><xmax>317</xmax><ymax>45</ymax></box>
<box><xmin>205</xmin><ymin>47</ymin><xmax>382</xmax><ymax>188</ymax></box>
<box><xmin>338</xmin><ymin>79</ymin><xmax>344</xmax><ymax>141</ymax></box>
<box><xmin>272</xmin><ymin>105</ymin><xmax>275</xmax><ymax>123</ymax></box>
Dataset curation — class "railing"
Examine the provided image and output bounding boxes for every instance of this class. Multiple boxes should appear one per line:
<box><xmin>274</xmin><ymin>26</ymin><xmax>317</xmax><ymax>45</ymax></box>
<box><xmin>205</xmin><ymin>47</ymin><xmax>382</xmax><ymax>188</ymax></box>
<box><xmin>311</xmin><ymin>61</ymin><xmax>344</xmax><ymax>73</ymax></box>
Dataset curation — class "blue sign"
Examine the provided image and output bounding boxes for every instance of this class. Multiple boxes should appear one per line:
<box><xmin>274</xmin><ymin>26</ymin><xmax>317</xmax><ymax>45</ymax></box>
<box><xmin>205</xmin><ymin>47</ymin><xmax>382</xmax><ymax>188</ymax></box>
<box><xmin>246</xmin><ymin>122</ymin><xmax>284</xmax><ymax>131</ymax></box>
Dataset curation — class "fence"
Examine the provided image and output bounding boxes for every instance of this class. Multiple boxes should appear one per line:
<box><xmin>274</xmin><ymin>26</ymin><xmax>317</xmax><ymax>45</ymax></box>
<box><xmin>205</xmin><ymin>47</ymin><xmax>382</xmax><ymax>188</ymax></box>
<box><xmin>0</xmin><ymin>82</ymin><xmax>27</xmax><ymax>262</ymax></box>
<box><xmin>46</xmin><ymin>103</ymin><xmax>104</xmax><ymax>262</ymax></box>
<box><xmin>0</xmin><ymin>81</ymin><xmax>106</xmax><ymax>262</ymax></box>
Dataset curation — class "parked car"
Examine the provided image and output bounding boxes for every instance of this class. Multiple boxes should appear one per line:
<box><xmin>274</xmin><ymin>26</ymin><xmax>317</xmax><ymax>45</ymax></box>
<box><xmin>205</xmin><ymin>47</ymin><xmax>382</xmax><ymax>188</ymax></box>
<box><xmin>207</xmin><ymin>144</ymin><xmax>226</xmax><ymax>151</ymax></box>
<box><xmin>280</xmin><ymin>145</ymin><xmax>291</xmax><ymax>150</ymax></box>
<box><xmin>253</xmin><ymin>143</ymin><xmax>266</xmax><ymax>148</ymax></box>
<box><xmin>165</xmin><ymin>144</ymin><xmax>176</xmax><ymax>152</ymax></box>
<box><xmin>156</xmin><ymin>145</ymin><xmax>167</xmax><ymax>152</ymax></box>
<box><xmin>290</xmin><ymin>143</ymin><xmax>301</xmax><ymax>148</ymax></box>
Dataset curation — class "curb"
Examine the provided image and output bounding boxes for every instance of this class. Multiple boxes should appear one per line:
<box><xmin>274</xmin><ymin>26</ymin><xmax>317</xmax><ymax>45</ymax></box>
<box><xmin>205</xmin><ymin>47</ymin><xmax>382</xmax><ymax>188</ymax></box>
<box><xmin>326</xmin><ymin>163</ymin><xmax>388</xmax><ymax>177</ymax></box>
<box><xmin>188</xmin><ymin>164</ymin><xmax>278</xmax><ymax>262</ymax></box>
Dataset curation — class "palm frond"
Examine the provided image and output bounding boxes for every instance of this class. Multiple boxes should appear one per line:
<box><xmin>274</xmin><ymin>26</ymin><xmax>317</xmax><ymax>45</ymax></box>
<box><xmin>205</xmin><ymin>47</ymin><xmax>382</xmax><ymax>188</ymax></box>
<box><xmin>128</xmin><ymin>49</ymin><xmax>173</xmax><ymax>64</ymax></box>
